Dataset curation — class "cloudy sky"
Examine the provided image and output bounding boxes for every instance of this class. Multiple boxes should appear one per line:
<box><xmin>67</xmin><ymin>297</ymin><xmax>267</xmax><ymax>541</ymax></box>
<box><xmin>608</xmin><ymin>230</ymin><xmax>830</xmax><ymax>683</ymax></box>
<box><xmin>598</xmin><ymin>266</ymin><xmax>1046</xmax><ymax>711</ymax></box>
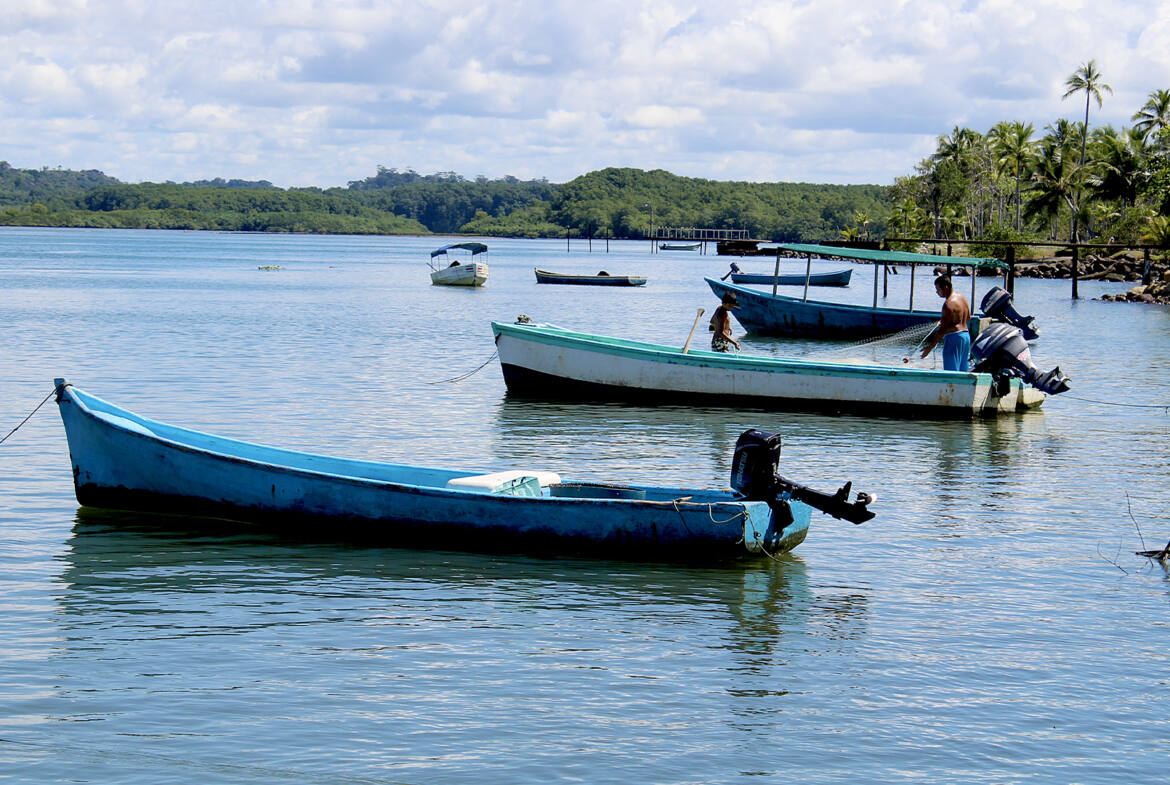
<box><xmin>3</xmin><ymin>0</ymin><xmax>1169</xmax><ymax>188</ymax></box>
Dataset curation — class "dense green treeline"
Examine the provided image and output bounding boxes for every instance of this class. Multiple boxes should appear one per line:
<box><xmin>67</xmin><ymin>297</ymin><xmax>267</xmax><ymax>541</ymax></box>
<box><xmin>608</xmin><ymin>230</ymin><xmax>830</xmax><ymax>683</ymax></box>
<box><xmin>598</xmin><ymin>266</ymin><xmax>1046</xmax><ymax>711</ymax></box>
<box><xmin>0</xmin><ymin>161</ymin><xmax>120</xmax><ymax>209</ymax></box>
<box><xmin>536</xmin><ymin>168</ymin><xmax>888</xmax><ymax>241</ymax></box>
<box><xmin>890</xmin><ymin>63</ymin><xmax>1170</xmax><ymax>255</ymax></box>
<box><xmin>0</xmin><ymin>160</ymin><xmax>889</xmax><ymax>240</ymax></box>
<box><xmin>0</xmin><ymin>181</ymin><xmax>427</xmax><ymax>234</ymax></box>
<box><xmin>338</xmin><ymin>168</ymin><xmax>556</xmax><ymax>234</ymax></box>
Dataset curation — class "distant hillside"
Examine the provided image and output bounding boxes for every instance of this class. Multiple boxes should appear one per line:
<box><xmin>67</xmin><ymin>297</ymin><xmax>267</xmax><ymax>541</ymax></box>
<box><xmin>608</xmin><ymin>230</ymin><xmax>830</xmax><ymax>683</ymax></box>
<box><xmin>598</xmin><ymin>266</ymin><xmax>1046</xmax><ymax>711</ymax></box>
<box><xmin>463</xmin><ymin>168</ymin><xmax>890</xmax><ymax>241</ymax></box>
<box><xmin>0</xmin><ymin>161</ymin><xmax>122</xmax><ymax>208</ymax></box>
<box><xmin>0</xmin><ymin>162</ymin><xmax>891</xmax><ymax>241</ymax></box>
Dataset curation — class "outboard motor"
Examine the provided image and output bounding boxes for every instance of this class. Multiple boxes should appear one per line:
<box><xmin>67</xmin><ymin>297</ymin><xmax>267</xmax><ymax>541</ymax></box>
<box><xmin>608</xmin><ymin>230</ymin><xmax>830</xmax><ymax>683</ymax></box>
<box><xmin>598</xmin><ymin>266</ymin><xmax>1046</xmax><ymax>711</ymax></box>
<box><xmin>980</xmin><ymin>286</ymin><xmax>1039</xmax><ymax>340</ymax></box>
<box><xmin>730</xmin><ymin>429</ymin><xmax>875</xmax><ymax>525</ymax></box>
<box><xmin>970</xmin><ymin>322</ymin><xmax>1070</xmax><ymax>395</ymax></box>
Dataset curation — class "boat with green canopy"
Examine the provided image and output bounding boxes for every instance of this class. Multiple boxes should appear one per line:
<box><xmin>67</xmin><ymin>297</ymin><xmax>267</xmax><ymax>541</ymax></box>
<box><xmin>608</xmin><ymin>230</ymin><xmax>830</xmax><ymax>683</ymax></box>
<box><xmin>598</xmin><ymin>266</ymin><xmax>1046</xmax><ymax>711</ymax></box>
<box><xmin>706</xmin><ymin>243</ymin><xmax>1013</xmax><ymax>338</ymax></box>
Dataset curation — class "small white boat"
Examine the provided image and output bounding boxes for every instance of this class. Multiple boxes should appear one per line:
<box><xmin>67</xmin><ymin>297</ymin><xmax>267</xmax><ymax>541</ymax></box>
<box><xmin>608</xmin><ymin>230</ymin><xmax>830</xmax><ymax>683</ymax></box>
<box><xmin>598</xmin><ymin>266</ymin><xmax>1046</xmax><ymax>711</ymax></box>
<box><xmin>429</xmin><ymin>242</ymin><xmax>489</xmax><ymax>287</ymax></box>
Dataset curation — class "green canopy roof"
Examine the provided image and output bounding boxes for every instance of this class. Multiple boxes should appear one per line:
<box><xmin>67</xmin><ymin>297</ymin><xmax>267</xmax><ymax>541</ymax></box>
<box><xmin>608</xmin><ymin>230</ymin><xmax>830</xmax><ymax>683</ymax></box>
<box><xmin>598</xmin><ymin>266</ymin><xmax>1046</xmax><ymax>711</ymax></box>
<box><xmin>431</xmin><ymin>242</ymin><xmax>488</xmax><ymax>258</ymax></box>
<box><xmin>777</xmin><ymin>243</ymin><xmax>1008</xmax><ymax>271</ymax></box>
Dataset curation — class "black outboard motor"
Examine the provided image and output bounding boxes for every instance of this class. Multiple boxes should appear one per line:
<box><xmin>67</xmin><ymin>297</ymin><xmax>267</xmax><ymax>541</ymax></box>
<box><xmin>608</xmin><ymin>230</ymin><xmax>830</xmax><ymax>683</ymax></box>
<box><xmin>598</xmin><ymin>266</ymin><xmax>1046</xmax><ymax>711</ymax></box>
<box><xmin>730</xmin><ymin>430</ymin><xmax>875</xmax><ymax>525</ymax></box>
<box><xmin>980</xmin><ymin>286</ymin><xmax>1039</xmax><ymax>340</ymax></box>
<box><xmin>970</xmin><ymin>322</ymin><xmax>1070</xmax><ymax>395</ymax></box>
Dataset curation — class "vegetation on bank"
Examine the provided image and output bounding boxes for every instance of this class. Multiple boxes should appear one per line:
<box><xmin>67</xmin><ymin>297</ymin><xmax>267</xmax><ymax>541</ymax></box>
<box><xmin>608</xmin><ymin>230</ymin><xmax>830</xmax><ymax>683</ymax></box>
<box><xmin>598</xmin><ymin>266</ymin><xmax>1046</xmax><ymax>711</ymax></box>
<box><xmin>888</xmin><ymin>62</ymin><xmax>1170</xmax><ymax>257</ymax></box>
<box><xmin>0</xmin><ymin>163</ymin><xmax>887</xmax><ymax>241</ymax></box>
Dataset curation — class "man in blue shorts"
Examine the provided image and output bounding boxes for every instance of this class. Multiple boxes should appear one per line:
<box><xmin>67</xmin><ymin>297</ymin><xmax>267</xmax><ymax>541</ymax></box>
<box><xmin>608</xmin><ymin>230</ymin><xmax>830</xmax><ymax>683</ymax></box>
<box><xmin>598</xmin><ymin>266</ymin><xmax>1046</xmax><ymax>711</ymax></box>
<box><xmin>920</xmin><ymin>275</ymin><xmax>971</xmax><ymax>371</ymax></box>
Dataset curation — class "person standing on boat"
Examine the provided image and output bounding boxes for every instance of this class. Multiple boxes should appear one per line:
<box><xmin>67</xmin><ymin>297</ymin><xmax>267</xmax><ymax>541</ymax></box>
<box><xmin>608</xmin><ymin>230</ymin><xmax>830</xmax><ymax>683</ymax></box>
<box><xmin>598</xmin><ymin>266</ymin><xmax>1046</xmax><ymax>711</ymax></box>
<box><xmin>921</xmin><ymin>275</ymin><xmax>971</xmax><ymax>371</ymax></box>
<box><xmin>710</xmin><ymin>292</ymin><xmax>741</xmax><ymax>352</ymax></box>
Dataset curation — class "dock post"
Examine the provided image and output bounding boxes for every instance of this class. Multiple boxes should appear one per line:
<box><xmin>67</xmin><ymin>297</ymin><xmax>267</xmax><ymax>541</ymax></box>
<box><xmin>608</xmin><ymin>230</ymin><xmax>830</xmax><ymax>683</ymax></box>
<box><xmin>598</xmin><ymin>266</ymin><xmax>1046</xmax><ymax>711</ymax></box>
<box><xmin>771</xmin><ymin>250</ymin><xmax>781</xmax><ymax>297</ymax></box>
<box><xmin>883</xmin><ymin>263</ymin><xmax>888</xmax><ymax>298</ymax></box>
<box><xmin>567</xmin><ymin>228</ymin><xmax>571</xmax><ymax>253</ymax></box>
<box><xmin>1071</xmin><ymin>246</ymin><xmax>1079</xmax><ymax>299</ymax></box>
<box><xmin>909</xmin><ymin>262</ymin><xmax>916</xmax><ymax>310</ymax></box>
<box><xmin>1006</xmin><ymin>245</ymin><xmax>1016</xmax><ymax>295</ymax></box>
<box><xmin>873</xmin><ymin>259</ymin><xmax>880</xmax><ymax>308</ymax></box>
<box><xmin>1143</xmin><ymin>247</ymin><xmax>1152</xmax><ymax>285</ymax></box>
<box><xmin>946</xmin><ymin>243</ymin><xmax>953</xmax><ymax>277</ymax></box>
<box><xmin>803</xmin><ymin>253</ymin><xmax>812</xmax><ymax>302</ymax></box>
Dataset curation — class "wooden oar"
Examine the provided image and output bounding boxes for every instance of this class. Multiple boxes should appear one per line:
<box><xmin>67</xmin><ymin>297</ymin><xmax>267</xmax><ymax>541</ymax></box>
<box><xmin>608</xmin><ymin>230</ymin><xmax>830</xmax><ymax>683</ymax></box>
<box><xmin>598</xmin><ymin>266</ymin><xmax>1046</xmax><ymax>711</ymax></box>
<box><xmin>682</xmin><ymin>308</ymin><xmax>705</xmax><ymax>354</ymax></box>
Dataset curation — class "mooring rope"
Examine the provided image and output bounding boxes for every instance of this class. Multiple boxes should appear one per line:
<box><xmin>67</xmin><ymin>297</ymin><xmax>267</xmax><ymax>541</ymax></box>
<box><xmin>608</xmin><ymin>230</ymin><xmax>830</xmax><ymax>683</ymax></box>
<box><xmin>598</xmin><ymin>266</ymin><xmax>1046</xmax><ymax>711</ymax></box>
<box><xmin>426</xmin><ymin>350</ymin><xmax>499</xmax><ymax>384</ymax></box>
<box><xmin>0</xmin><ymin>387</ymin><xmax>57</xmax><ymax>446</ymax></box>
<box><xmin>1062</xmin><ymin>394</ymin><xmax>1169</xmax><ymax>413</ymax></box>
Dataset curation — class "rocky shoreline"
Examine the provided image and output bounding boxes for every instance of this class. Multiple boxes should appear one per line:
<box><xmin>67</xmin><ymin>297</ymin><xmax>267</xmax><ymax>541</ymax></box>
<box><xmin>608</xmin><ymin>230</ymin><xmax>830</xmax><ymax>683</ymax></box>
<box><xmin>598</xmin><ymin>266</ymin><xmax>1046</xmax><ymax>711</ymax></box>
<box><xmin>933</xmin><ymin>251</ymin><xmax>1170</xmax><ymax>304</ymax></box>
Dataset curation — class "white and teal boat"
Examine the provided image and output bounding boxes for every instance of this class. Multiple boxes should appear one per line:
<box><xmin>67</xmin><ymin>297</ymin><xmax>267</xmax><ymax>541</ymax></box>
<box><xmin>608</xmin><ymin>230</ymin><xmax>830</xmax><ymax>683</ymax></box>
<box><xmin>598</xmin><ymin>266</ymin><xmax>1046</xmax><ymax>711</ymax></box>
<box><xmin>491</xmin><ymin>320</ymin><xmax>1045</xmax><ymax>418</ymax></box>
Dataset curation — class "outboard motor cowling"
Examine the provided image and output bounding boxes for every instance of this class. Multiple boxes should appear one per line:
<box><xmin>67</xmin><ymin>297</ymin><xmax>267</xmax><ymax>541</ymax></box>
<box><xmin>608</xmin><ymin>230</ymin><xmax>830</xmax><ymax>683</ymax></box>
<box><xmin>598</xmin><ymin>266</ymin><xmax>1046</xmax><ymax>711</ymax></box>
<box><xmin>980</xmin><ymin>286</ymin><xmax>1039</xmax><ymax>340</ymax></box>
<box><xmin>730</xmin><ymin>429</ymin><xmax>782</xmax><ymax>499</ymax></box>
<box><xmin>730</xmin><ymin>429</ymin><xmax>876</xmax><ymax>525</ymax></box>
<box><xmin>970</xmin><ymin>322</ymin><xmax>1070</xmax><ymax>395</ymax></box>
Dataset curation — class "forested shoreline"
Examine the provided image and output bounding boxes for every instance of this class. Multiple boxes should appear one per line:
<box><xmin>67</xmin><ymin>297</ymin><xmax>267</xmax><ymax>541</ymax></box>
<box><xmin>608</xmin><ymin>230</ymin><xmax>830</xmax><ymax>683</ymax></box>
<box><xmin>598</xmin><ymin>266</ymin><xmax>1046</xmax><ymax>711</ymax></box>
<box><xmin>0</xmin><ymin>163</ymin><xmax>888</xmax><ymax>242</ymax></box>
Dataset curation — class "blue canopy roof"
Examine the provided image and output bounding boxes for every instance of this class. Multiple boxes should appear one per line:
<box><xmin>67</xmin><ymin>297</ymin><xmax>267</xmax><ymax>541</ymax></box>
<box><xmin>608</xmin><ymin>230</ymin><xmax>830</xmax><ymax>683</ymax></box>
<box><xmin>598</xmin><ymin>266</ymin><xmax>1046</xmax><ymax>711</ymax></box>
<box><xmin>431</xmin><ymin>242</ymin><xmax>488</xmax><ymax>258</ymax></box>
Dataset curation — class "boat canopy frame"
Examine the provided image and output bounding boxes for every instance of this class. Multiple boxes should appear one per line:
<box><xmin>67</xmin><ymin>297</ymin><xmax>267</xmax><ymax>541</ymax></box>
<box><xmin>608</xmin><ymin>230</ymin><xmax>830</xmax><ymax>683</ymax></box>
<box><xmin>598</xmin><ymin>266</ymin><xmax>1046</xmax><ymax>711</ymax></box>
<box><xmin>773</xmin><ymin>243</ymin><xmax>1009</xmax><ymax>312</ymax></box>
<box><xmin>430</xmin><ymin>242</ymin><xmax>488</xmax><ymax>258</ymax></box>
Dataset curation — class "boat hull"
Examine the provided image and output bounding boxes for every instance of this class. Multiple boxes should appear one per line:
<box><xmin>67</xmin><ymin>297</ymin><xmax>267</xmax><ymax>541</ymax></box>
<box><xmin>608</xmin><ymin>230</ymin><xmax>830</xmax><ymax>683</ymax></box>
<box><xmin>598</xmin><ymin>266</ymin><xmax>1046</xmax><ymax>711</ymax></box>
<box><xmin>535</xmin><ymin>268</ymin><xmax>647</xmax><ymax>286</ymax></box>
<box><xmin>706</xmin><ymin>277</ymin><xmax>937</xmax><ymax>338</ymax></box>
<box><xmin>431</xmin><ymin>262</ymin><xmax>489</xmax><ymax>286</ymax></box>
<box><xmin>54</xmin><ymin>382</ymin><xmax>806</xmax><ymax>558</ymax></box>
<box><xmin>729</xmin><ymin>269</ymin><xmax>852</xmax><ymax>287</ymax></box>
<box><xmin>492</xmin><ymin>322</ymin><xmax>1036</xmax><ymax>418</ymax></box>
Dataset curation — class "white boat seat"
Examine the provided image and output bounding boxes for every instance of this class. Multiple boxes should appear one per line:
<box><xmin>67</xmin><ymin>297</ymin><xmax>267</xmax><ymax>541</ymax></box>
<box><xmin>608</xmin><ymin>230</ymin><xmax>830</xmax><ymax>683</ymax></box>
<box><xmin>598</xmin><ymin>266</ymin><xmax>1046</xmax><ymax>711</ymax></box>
<box><xmin>446</xmin><ymin>470</ymin><xmax>562</xmax><ymax>495</ymax></box>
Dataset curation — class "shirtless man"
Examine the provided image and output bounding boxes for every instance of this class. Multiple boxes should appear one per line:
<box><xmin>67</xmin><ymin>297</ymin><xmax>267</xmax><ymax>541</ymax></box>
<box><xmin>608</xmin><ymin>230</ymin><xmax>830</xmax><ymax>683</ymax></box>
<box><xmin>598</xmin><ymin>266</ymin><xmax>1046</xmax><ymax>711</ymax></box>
<box><xmin>920</xmin><ymin>275</ymin><xmax>971</xmax><ymax>371</ymax></box>
<box><xmin>709</xmin><ymin>292</ymin><xmax>742</xmax><ymax>352</ymax></box>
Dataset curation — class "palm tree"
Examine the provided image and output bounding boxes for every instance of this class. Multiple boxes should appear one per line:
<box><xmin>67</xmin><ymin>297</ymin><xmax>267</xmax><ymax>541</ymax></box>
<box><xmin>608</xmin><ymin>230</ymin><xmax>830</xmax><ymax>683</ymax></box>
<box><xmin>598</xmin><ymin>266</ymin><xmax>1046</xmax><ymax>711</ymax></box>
<box><xmin>990</xmin><ymin>121</ymin><xmax>1037</xmax><ymax>231</ymax></box>
<box><xmin>1133</xmin><ymin>88</ymin><xmax>1170</xmax><ymax>138</ymax></box>
<box><xmin>1027</xmin><ymin>136</ymin><xmax>1080</xmax><ymax>241</ymax></box>
<box><xmin>1089</xmin><ymin>125</ymin><xmax>1148</xmax><ymax>209</ymax></box>
<box><xmin>1141</xmin><ymin>215</ymin><xmax>1170</xmax><ymax>249</ymax></box>
<box><xmin>1063</xmin><ymin>60</ymin><xmax>1113</xmax><ymax>169</ymax></box>
<box><xmin>1063</xmin><ymin>61</ymin><xmax>1112</xmax><ymax>243</ymax></box>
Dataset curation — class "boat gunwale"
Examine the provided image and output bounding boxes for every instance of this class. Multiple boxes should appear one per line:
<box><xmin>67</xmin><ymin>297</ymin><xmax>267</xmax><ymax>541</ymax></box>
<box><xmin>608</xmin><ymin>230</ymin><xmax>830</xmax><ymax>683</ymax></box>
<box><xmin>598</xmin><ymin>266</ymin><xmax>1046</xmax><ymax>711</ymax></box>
<box><xmin>490</xmin><ymin>321</ymin><xmax>990</xmax><ymax>387</ymax></box>
<box><xmin>59</xmin><ymin>384</ymin><xmax>741</xmax><ymax>511</ymax></box>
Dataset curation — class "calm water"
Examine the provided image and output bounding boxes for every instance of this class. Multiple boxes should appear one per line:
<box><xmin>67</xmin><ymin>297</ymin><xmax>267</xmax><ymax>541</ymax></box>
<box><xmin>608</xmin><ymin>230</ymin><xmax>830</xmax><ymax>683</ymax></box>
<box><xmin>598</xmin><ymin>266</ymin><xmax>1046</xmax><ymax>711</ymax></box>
<box><xmin>1</xmin><ymin>227</ymin><xmax>1168</xmax><ymax>784</ymax></box>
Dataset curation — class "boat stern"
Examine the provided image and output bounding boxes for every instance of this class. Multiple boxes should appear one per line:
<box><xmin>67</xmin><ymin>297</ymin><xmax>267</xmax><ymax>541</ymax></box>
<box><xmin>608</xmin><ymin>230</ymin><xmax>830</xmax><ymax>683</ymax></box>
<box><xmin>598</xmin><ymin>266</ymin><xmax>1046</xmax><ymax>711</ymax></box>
<box><xmin>741</xmin><ymin>499</ymin><xmax>811</xmax><ymax>555</ymax></box>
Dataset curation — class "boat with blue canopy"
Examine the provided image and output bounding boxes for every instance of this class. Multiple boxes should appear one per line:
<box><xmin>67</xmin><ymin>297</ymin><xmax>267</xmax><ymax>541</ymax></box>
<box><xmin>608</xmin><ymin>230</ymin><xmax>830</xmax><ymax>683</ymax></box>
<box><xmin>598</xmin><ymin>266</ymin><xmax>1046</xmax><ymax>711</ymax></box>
<box><xmin>707</xmin><ymin>243</ymin><xmax>1014</xmax><ymax>338</ymax></box>
<box><xmin>52</xmin><ymin>379</ymin><xmax>874</xmax><ymax>559</ymax></box>
<box><xmin>429</xmin><ymin>242</ymin><xmax>489</xmax><ymax>286</ymax></box>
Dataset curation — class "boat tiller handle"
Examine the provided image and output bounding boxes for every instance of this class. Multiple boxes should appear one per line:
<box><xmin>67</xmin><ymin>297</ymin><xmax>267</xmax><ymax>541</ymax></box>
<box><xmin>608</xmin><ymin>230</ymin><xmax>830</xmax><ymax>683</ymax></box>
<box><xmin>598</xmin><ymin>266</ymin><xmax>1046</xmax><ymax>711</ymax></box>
<box><xmin>772</xmin><ymin>475</ymin><xmax>876</xmax><ymax>525</ymax></box>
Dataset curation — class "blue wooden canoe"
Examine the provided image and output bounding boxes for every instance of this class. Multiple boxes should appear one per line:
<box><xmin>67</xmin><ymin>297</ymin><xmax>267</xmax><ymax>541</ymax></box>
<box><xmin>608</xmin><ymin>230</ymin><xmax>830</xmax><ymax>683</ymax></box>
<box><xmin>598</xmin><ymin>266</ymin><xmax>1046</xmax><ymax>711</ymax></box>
<box><xmin>730</xmin><ymin>268</ymin><xmax>852</xmax><ymax>287</ymax></box>
<box><xmin>535</xmin><ymin>268</ymin><xmax>647</xmax><ymax>286</ymax></box>
<box><xmin>52</xmin><ymin>379</ymin><xmax>808</xmax><ymax>559</ymax></box>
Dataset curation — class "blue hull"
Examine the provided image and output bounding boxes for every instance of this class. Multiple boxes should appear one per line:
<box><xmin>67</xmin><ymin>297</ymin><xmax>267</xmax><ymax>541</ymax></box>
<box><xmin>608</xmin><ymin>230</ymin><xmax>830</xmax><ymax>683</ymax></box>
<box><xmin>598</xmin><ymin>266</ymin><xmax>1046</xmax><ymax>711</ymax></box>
<box><xmin>706</xmin><ymin>277</ymin><xmax>938</xmax><ymax>338</ymax></box>
<box><xmin>53</xmin><ymin>381</ymin><xmax>808</xmax><ymax>559</ymax></box>
<box><xmin>729</xmin><ymin>269</ymin><xmax>852</xmax><ymax>287</ymax></box>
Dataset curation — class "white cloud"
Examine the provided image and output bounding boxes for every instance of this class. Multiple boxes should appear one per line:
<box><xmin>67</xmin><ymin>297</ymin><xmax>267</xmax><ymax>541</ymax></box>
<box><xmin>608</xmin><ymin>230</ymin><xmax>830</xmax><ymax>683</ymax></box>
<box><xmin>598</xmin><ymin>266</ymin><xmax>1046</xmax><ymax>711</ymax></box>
<box><xmin>2</xmin><ymin>0</ymin><xmax>1169</xmax><ymax>186</ymax></box>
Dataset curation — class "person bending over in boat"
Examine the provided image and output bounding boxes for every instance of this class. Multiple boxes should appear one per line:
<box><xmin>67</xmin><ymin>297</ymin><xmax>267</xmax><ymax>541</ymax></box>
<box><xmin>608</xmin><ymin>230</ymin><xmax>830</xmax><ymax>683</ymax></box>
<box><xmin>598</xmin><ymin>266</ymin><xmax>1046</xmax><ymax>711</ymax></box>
<box><xmin>921</xmin><ymin>275</ymin><xmax>971</xmax><ymax>371</ymax></box>
<box><xmin>709</xmin><ymin>292</ymin><xmax>741</xmax><ymax>352</ymax></box>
